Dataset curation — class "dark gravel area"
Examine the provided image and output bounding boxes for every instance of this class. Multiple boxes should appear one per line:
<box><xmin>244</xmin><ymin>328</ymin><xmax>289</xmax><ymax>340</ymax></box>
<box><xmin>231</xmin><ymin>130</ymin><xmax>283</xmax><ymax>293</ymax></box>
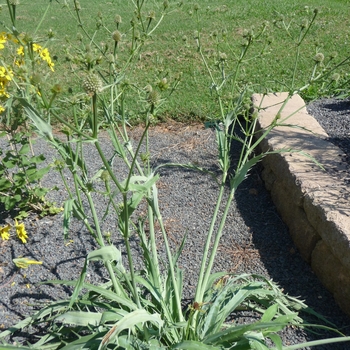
<box><xmin>1</xmin><ymin>100</ymin><xmax>350</xmax><ymax>348</ymax></box>
<box><xmin>307</xmin><ymin>98</ymin><xmax>350</xmax><ymax>176</ymax></box>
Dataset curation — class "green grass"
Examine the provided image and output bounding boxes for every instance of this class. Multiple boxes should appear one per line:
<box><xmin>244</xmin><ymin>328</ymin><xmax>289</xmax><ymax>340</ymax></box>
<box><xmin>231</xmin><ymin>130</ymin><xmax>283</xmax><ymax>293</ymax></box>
<box><xmin>1</xmin><ymin>0</ymin><xmax>349</xmax><ymax>121</ymax></box>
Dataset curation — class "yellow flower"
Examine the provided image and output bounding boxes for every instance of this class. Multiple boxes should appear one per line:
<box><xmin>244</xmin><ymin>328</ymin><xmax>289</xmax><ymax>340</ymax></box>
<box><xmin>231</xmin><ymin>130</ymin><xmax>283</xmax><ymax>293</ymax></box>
<box><xmin>0</xmin><ymin>224</ymin><xmax>11</xmax><ymax>240</ymax></box>
<box><xmin>39</xmin><ymin>47</ymin><xmax>55</xmax><ymax>72</ymax></box>
<box><xmin>15</xmin><ymin>219</ymin><xmax>28</xmax><ymax>243</ymax></box>
<box><xmin>39</xmin><ymin>47</ymin><xmax>50</xmax><ymax>61</ymax></box>
<box><xmin>0</xmin><ymin>104</ymin><xmax>5</xmax><ymax>114</ymax></box>
<box><xmin>0</xmin><ymin>32</ymin><xmax>7</xmax><ymax>50</ymax></box>
<box><xmin>0</xmin><ymin>66</ymin><xmax>13</xmax><ymax>82</ymax></box>
<box><xmin>13</xmin><ymin>257</ymin><xmax>42</xmax><ymax>269</ymax></box>
<box><xmin>48</xmin><ymin>61</ymin><xmax>55</xmax><ymax>72</ymax></box>
<box><xmin>17</xmin><ymin>46</ymin><xmax>24</xmax><ymax>56</ymax></box>
<box><xmin>32</xmin><ymin>43</ymin><xmax>42</xmax><ymax>52</ymax></box>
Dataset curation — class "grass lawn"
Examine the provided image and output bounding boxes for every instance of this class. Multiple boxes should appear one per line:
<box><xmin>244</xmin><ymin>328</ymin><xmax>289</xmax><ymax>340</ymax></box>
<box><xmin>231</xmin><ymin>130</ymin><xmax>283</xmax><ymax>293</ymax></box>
<box><xmin>1</xmin><ymin>0</ymin><xmax>349</xmax><ymax>121</ymax></box>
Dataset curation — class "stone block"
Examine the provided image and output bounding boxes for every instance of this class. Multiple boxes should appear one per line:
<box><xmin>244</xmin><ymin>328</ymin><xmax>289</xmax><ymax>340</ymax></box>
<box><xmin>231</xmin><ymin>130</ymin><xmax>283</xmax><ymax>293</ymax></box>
<box><xmin>312</xmin><ymin>240</ymin><xmax>350</xmax><ymax>315</ymax></box>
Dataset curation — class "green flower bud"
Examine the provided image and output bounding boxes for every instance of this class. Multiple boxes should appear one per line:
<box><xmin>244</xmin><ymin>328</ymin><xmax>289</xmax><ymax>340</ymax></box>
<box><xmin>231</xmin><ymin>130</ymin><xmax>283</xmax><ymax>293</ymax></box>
<box><xmin>193</xmin><ymin>4</ymin><xmax>200</xmax><ymax>11</ymax></box>
<box><xmin>83</xmin><ymin>73</ymin><xmax>103</xmax><ymax>96</ymax></box>
<box><xmin>313</xmin><ymin>52</ymin><xmax>324</xmax><ymax>63</ymax></box>
<box><xmin>30</xmin><ymin>73</ymin><xmax>42</xmax><ymax>86</ymax></box>
<box><xmin>51</xmin><ymin>84</ymin><xmax>62</xmax><ymax>94</ymax></box>
<box><xmin>112</xmin><ymin>30</ymin><xmax>122</xmax><ymax>42</ymax></box>
<box><xmin>148</xmin><ymin>10</ymin><xmax>156</xmax><ymax>20</ymax></box>
<box><xmin>47</xmin><ymin>29</ymin><xmax>55</xmax><ymax>39</ymax></box>
<box><xmin>331</xmin><ymin>73</ymin><xmax>340</xmax><ymax>82</ymax></box>
<box><xmin>158</xmin><ymin>78</ymin><xmax>169</xmax><ymax>91</ymax></box>
<box><xmin>74</xmin><ymin>0</ymin><xmax>81</xmax><ymax>11</ymax></box>
<box><xmin>219</xmin><ymin>52</ymin><xmax>227</xmax><ymax>61</ymax></box>
<box><xmin>77</xmin><ymin>33</ymin><xmax>83</xmax><ymax>42</ymax></box>
<box><xmin>107</xmin><ymin>53</ymin><xmax>115</xmax><ymax>63</ymax></box>
<box><xmin>300</xmin><ymin>19</ymin><xmax>308</xmax><ymax>29</ymax></box>
<box><xmin>147</xmin><ymin>90</ymin><xmax>160</xmax><ymax>106</ymax></box>
<box><xmin>163</xmin><ymin>0</ymin><xmax>169</xmax><ymax>10</ymax></box>
<box><xmin>114</xmin><ymin>14</ymin><xmax>122</xmax><ymax>25</ymax></box>
<box><xmin>101</xmin><ymin>170</ymin><xmax>110</xmax><ymax>181</ymax></box>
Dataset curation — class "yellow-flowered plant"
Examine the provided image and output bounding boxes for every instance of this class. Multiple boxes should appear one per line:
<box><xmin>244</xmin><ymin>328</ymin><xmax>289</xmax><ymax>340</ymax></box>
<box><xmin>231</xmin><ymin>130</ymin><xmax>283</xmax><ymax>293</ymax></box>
<box><xmin>13</xmin><ymin>257</ymin><xmax>42</xmax><ymax>269</ymax></box>
<box><xmin>0</xmin><ymin>28</ymin><xmax>61</xmax><ymax>218</ymax></box>
<box><xmin>0</xmin><ymin>220</ymin><xmax>28</xmax><ymax>243</ymax></box>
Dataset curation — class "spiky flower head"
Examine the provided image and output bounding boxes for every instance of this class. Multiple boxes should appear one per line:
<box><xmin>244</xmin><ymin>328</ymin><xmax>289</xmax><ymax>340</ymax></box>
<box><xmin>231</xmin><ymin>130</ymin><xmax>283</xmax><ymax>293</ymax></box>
<box><xmin>114</xmin><ymin>14</ymin><xmax>122</xmax><ymax>25</ymax></box>
<box><xmin>148</xmin><ymin>10</ymin><xmax>156</xmax><ymax>20</ymax></box>
<box><xmin>219</xmin><ymin>52</ymin><xmax>227</xmax><ymax>61</ymax></box>
<box><xmin>147</xmin><ymin>90</ymin><xmax>160</xmax><ymax>106</ymax></box>
<box><xmin>331</xmin><ymin>73</ymin><xmax>340</xmax><ymax>82</ymax></box>
<box><xmin>112</xmin><ymin>30</ymin><xmax>122</xmax><ymax>43</ymax></box>
<box><xmin>313</xmin><ymin>52</ymin><xmax>324</xmax><ymax>63</ymax></box>
<box><xmin>300</xmin><ymin>19</ymin><xmax>308</xmax><ymax>29</ymax></box>
<box><xmin>83</xmin><ymin>73</ymin><xmax>102</xmax><ymax>96</ymax></box>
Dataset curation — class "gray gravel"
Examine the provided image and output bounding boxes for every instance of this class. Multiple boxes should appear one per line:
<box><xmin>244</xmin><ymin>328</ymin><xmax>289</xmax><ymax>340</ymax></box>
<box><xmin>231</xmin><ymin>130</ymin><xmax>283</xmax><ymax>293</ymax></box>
<box><xmin>1</xmin><ymin>102</ymin><xmax>350</xmax><ymax>348</ymax></box>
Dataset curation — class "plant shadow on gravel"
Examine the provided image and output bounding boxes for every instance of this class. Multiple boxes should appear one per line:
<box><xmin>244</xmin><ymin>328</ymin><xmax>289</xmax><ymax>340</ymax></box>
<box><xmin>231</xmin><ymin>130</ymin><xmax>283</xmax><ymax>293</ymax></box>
<box><xmin>234</xmin><ymin>162</ymin><xmax>350</xmax><ymax>349</ymax></box>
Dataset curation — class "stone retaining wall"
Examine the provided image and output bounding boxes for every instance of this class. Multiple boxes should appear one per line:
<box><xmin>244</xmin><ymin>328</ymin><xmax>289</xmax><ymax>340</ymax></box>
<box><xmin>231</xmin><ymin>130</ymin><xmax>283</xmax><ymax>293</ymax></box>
<box><xmin>252</xmin><ymin>92</ymin><xmax>350</xmax><ymax>315</ymax></box>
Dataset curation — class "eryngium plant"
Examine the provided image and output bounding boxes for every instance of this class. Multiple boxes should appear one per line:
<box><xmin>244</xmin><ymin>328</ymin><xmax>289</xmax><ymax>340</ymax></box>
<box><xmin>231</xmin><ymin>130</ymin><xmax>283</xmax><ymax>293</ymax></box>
<box><xmin>1</xmin><ymin>1</ymin><xmax>350</xmax><ymax>349</ymax></box>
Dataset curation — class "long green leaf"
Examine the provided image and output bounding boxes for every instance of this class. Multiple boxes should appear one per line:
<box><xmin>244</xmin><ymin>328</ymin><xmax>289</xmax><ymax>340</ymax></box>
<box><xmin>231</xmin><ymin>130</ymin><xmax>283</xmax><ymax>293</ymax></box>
<box><xmin>276</xmin><ymin>336</ymin><xmax>350</xmax><ymax>350</ymax></box>
<box><xmin>55</xmin><ymin>311</ymin><xmax>102</xmax><ymax>326</ymax></box>
<box><xmin>18</xmin><ymin>98</ymin><xmax>53</xmax><ymax>140</ymax></box>
<box><xmin>261</xmin><ymin>304</ymin><xmax>279</xmax><ymax>323</ymax></box>
<box><xmin>170</xmin><ymin>340</ymin><xmax>221</xmax><ymax>349</ymax></box>
<box><xmin>98</xmin><ymin>310</ymin><xmax>164</xmax><ymax>349</ymax></box>
<box><xmin>203</xmin><ymin>318</ymin><xmax>296</xmax><ymax>345</ymax></box>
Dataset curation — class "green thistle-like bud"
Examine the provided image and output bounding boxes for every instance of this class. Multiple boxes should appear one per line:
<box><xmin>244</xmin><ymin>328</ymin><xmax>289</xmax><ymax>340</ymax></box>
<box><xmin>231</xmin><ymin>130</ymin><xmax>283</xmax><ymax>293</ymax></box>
<box><xmin>107</xmin><ymin>53</ymin><xmax>115</xmax><ymax>64</ymax></box>
<box><xmin>134</xmin><ymin>30</ymin><xmax>141</xmax><ymax>41</ymax></box>
<box><xmin>158</xmin><ymin>78</ymin><xmax>169</xmax><ymax>91</ymax></box>
<box><xmin>193</xmin><ymin>3</ymin><xmax>200</xmax><ymax>11</ymax></box>
<box><xmin>85</xmin><ymin>52</ymin><xmax>94</xmax><ymax>64</ymax></box>
<box><xmin>77</xmin><ymin>33</ymin><xmax>83</xmax><ymax>42</ymax></box>
<box><xmin>330</xmin><ymin>51</ymin><xmax>338</xmax><ymax>59</ymax></box>
<box><xmin>163</xmin><ymin>1</ymin><xmax>169</xmax><ymax>10</ymax></box>
<box><xmin>182</xmin><ymin>35</ymin><xmax>188</xmax><ymax>42</ymax></box>
<box><xmin>313</xmin><ymin>52</ymin><xmax>324</xmax><ymax>63</ymax></box>
<box><xmin>47</xmin><ymin>28</ymin><xmax>55</xmax><ymax>39</ymax></box>
<box><xmin>148</xmin><ymin>10</ymin><xmax>156</xmax><ymax>20</ymax></box>
<box><xmin>300</xmin><ymin>19</ymin><xmax>308</xmax><ymax>29</ymax></box>
<box><xmin>331</xmin><ymin>73</ymin><xmax>340</xmax><ymax>82</ymax></box>
<box><xmin>101</xmin><ymin>170</ymin><xmax>110</xmax><ymax>181</ymax></box>
<box><xmin>144</xmin><ymin>84</ymin><xmax>153</xmax><ymax>93</ymax></box>
<box><xmin>51</xmin><ymin>84</ymin><xmax>62</xmax><ymax>94</ymax></box>
<box><xmin>314</xmin><ymin>8</ymin><xmax>319</xmax><ymax>14</ymax></box>
<box><xmin>83</xmin><ymin>73</ymin><xmax>102</xmax><ymax>96</ymax></box>
<box><xmin>96</xmin><ymin>19</ymin><xmax>103</xmax><ymax>29</ymax></box>
<box><xmin>112</xmin><ymin>30</ymin><xmax>122</xmax><ymax>43</ymax></box>
<box><xmin>147</xmin><ymin>90</ymin><xmax>160</xmax><ymax>106</ymax></box>
<box><xmin>74</xmin><ymin>0</ymin><xmax>81</xmax><ymax>11</ymax></box>
<box><xmin>219</xmin><ymin>52</ymin><xmax>227</xmax><ymax>61</ymax></box>
<box><xmin>30</xmin><ymin>73</ymin><xmax>42</xmax><ymax>86</ymax></box>
<box><xmin>114</xmin><ymin>14</ymin><xmax>122</xmax><ymax>27</ymax></box>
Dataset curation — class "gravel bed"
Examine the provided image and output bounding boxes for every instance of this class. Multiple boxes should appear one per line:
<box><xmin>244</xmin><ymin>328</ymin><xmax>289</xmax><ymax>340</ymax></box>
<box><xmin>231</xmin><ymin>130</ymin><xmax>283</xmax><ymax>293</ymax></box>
<box><xmin>1</xmin><ymin>101</ymin><xmax>350</xmax><ymax>348</ymax></box>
